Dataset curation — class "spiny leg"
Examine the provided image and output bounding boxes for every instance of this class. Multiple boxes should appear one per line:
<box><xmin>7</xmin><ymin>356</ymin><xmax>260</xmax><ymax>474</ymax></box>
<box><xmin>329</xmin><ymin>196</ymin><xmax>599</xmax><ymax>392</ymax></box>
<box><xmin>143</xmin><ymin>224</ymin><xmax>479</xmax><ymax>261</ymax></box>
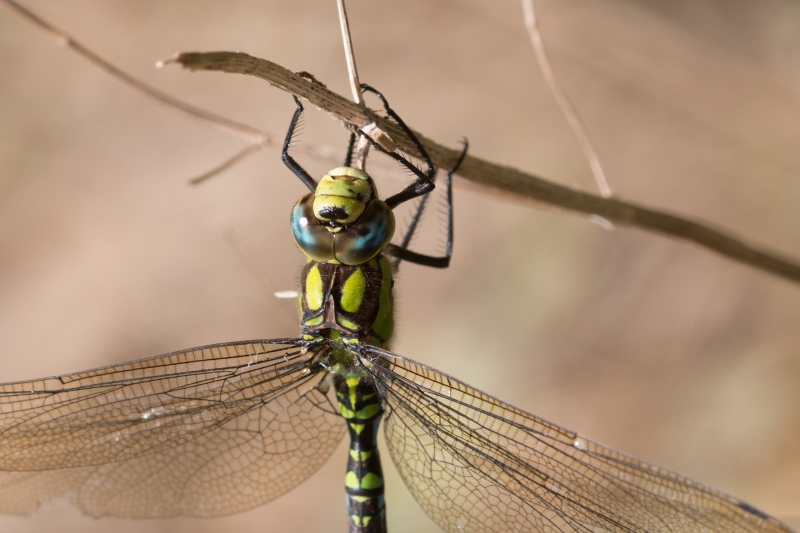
<box><xmin>358</xmin><ymin>85</ymin><xmax>435</xmax><ymax>209</ymax></box>
<box><xmin>357</xmin><ymin>84</ymin><xmax>467</xmax><ymax>268</ymax></box>
<box><xmin>360</xmin><ymin>84</ymin><xmax>435</xmax><ymax>179</ymax></box>
<box><xmin>281</xmin><ymin>95</ymin><xmax>317</xmax><ymax>192</ymax></box>
<box><xmin>389</xmin><ymin>140</ymin><xmax>468</xmax><ymax>269</ymax></box>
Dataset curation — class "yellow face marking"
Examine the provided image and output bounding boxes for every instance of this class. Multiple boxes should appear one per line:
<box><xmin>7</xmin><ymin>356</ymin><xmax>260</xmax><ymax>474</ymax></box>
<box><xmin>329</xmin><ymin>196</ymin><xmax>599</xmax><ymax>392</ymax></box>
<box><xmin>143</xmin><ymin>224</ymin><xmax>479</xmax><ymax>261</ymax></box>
<box><xmin>340</xmin><ymin>269</ymin><xmax>366</xmax><ymax>313</ymax></box>
<box><xmin>313</xmin><ymin>195</ymin><xmax>365</xmax><ymax>225</ymax></box>
<box><xmin>360</xmin><ymin>473</ymin><xmax>384</xmax><ymax>490</ymax></box>
<box><xmin>304</xmin><ymin>265</ymin><xmax>323</xmax><ymax>310</ymax></box>
<box><xmin>324</xmin><ymin>166</ymin><xmax>370</xmax><ymax>183</ymax></box>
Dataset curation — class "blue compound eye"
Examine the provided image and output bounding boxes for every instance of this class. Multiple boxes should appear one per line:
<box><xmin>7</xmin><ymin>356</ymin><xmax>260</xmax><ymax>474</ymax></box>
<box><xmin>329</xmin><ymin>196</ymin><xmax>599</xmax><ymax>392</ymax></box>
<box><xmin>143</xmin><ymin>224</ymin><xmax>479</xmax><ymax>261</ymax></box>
<box><xmin>334</xmin><ymin>199</ymin><xmax>395</xmax><ymax>265</ymax></box>
<box><xmin>291</xmin><ymin>194</ymin><xmax>334</xmax><ymax>262</ymax></box>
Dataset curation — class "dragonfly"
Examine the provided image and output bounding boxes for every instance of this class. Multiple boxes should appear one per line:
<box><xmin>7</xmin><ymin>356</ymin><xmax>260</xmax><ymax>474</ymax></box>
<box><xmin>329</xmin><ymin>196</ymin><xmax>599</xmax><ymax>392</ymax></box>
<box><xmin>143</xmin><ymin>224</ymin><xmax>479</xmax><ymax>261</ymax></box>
<box><xmin>0</xmin><ymin>84</ymin><xmax>793</xmax><ymax>533</ymax></box>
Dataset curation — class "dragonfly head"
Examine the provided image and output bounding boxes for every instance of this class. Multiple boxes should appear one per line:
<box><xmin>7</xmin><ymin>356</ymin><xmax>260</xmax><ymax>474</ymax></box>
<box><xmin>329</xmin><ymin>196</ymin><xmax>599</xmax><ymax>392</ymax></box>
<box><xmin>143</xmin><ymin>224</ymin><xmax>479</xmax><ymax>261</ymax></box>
<box><xmin>291</xmin><ymin>167</ymin><xmax>395</xmax><ymax>265</ymax></box>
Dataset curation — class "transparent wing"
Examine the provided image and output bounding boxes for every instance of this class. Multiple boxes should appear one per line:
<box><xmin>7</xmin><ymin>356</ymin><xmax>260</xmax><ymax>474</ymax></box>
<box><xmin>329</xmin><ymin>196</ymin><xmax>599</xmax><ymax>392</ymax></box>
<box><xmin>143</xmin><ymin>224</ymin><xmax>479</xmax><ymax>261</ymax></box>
<box><xmin>0</xmin><ymin>340</ymin><xmax>345</xmax><ymax>518</ymax></box>
<box><xmin>362</xmin><ymin>346</ymin><xmax>792</xmax><ymax>533</ymax></box>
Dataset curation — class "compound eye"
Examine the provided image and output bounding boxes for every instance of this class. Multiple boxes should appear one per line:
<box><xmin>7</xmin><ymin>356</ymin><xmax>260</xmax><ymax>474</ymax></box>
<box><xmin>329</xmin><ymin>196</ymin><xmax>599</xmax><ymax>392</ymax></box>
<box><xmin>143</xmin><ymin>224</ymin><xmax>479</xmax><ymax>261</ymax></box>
<box><xmin>291</xmin><ymin>194</ymin><xmax>334</xmax><ymax>261</ymax></box>
<box><xmin>334</xmin><ymin>199</ymin><xmax>395</xmax><ymax>265</ymax></box>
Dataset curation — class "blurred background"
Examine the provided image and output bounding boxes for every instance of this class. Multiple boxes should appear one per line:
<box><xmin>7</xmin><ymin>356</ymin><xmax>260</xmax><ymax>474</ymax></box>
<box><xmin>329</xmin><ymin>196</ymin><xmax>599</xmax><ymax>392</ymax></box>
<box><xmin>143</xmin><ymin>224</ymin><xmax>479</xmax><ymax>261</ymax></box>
<box><xmin>1</xmin><ymin>0</ymin><xmax>799</xmax><ymax>531</ymax></box>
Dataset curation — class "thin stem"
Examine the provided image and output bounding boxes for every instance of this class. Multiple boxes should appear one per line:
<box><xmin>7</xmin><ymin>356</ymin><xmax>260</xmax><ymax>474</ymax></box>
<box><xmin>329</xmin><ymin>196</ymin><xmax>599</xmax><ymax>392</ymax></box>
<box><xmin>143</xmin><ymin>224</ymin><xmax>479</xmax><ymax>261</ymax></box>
<box><xmin>521</xmin><ymin>0</ymin><xmax>614</xmax><ymax>199</ymax></box>
<box><xmin>189</xmin><ymin>144</ymin><xmax>262</xmax><ymax>185</ymax></box>
<box><xmin>337</xmin><ymin>0</ymin><xmax>369</xmax><ymax>169</ymax></box>
<box><xmin>337</xmin><ymin>0</ymin><xmax>362</xmax><ymax>105</ymax></box>
<box><xmin>354</xmin><ymin>135</ymin><xmax>371</xmax><ymax>171</ymax></box>
<box><xmin>0</xmin><ymin>0</ymin><xmax>267</xmax><ymax>144</ymax></box>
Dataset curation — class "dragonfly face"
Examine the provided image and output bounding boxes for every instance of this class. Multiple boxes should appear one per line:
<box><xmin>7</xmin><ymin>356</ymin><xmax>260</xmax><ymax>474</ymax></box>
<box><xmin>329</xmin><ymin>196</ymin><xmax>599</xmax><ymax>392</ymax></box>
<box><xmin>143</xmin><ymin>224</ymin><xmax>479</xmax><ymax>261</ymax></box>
<box><xmin>291</xmin><ymin>167</ymin><xmax>396</xmax><ymax>266</ymax></box>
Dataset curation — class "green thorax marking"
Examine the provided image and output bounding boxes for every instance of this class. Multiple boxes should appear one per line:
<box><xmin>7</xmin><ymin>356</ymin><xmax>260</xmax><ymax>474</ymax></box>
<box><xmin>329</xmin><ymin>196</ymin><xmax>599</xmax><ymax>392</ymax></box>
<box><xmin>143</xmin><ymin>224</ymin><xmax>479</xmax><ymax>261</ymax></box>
<box><xmin>299</xmin><ymin>256</ymin><xmax>394</xmax><ymax>347</ymax></box>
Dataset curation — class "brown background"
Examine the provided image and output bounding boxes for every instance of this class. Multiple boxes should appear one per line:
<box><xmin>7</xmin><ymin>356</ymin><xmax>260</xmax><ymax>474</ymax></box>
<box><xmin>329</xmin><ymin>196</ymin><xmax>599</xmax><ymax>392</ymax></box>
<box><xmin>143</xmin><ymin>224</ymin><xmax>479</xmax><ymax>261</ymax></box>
<box><xmin>1</xmin><ymin>0</ymin><xmax>799</xmax><ymax>531</ymax></box>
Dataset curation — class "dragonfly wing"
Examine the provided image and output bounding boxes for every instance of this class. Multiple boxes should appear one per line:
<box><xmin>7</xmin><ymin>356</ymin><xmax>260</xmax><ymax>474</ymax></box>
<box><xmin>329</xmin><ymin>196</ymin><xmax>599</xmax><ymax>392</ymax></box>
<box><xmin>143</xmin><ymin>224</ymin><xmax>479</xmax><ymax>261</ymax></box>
<box><xmin>362</xmin><ymin>346</ymin><xmax>791</xmax><ymax>533</ymax></box>
<box><xmin>0</xmin><ymin>340</ymin><xmax>345</xmax><ymax>518</ymax></box>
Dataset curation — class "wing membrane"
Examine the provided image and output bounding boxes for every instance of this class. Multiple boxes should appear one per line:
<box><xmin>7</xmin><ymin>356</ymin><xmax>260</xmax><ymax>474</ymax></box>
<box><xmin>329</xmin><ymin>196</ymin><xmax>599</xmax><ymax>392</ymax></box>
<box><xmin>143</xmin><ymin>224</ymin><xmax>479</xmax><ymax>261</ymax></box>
<box><xmin>362</xmin><ymin>346</ymin><xmax>791</xmax><ymax>533</ymax></box>
<box><xmin>0</xmin><ymin>340</ymin><xmax>345</xmax><ymax>518</ymax></box>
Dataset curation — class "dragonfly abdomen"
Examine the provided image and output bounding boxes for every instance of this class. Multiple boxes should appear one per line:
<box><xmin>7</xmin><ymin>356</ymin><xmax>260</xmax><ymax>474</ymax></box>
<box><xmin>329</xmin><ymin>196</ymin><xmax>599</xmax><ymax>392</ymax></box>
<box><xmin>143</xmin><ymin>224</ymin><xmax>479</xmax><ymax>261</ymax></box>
<box><xmin>335</xmin><ymin>374</ymin><xmax>387</xmax><ymax>533</ymax></box>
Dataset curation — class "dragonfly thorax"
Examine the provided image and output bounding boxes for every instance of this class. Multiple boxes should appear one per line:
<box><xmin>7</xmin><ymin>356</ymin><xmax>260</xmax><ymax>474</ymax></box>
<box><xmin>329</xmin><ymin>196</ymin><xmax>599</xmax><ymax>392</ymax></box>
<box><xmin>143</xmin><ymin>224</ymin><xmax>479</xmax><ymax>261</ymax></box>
<box><xmin>291</xmin><ymin>167</ymin><xmax>395</xmax><ymax>265</ymax></box>
<box><xmin>300</xmin><ymin>258</ymin><xmax>394</xmax><ymax>350</ymax></box>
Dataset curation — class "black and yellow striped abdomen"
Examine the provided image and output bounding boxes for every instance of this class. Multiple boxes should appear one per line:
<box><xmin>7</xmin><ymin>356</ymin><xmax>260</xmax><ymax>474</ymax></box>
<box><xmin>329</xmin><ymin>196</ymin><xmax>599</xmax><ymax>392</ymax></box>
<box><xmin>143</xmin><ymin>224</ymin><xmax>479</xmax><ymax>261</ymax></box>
<box><xmin>335</xmin><ymin>375</ymin><xmax>386</xmax><ymax>533</ymax></box>
<box><xmin>299</xmin><ymin>256</ymin><xmax>394</xmax><ymax>347</ymax></box>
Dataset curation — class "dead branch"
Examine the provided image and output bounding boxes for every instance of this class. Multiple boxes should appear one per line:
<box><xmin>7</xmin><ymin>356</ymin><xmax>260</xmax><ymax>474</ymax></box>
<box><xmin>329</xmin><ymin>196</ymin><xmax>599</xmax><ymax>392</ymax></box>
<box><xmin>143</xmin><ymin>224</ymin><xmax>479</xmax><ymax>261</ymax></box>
<box><xmin>172</xmin><ymin>51</ymin><xmax>800</xmax><ymax>285</ymax></box>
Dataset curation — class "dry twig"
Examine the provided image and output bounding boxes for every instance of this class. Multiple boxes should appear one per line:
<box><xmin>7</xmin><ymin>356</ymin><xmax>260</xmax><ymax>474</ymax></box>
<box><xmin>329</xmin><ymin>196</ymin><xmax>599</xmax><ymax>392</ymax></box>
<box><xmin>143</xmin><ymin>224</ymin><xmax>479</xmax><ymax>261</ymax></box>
<box><xmin>336</xmin><ymin>0</ymin><xmax>370</xmax><ymax>169</ymax></box>
<box><xmin>521</xmin><ymin>0</ymin><xmax>613</xmax><ymax>198</ymax></box>
<box><xmin>171</xmin><ymin>51</ymin><xmax>800</xmax><ymax>285</ymax></box>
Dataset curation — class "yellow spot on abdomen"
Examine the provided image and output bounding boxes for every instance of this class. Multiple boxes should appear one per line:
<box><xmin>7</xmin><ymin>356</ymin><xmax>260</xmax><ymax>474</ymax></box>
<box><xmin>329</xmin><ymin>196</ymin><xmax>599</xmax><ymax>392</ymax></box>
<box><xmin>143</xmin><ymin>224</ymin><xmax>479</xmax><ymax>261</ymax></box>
<box><xmin>340</xmin><ymin>269</ymin><xmax>366</xmax><ymax>313</ymax></box>
<box><xmin>338</xmin><ymin>402</ymin><xmax>355</xmax><ymax>419</ymax></box>
<box><xmin>361</xmin><ymin>473</ymin><xmax>383</xmax><ymax>490</ymax></box>
<box><xmin>305</xmin><ymin>265</ymin><xmax>323</xmax><ymax>310</ymax></box>
<box><xmin>350</xmin><ymin>450</ymin><xmax>373</xmax><ymax>461</ymax></box>
<box><xmin>356</xmin><ymin>404</ymin><xmax>381</xmax><ymax>419</ymax></box>
<box><xmin>345</xmin><ymin>471</ymin><xmax>360</xmax><ymax>489</ymax></box>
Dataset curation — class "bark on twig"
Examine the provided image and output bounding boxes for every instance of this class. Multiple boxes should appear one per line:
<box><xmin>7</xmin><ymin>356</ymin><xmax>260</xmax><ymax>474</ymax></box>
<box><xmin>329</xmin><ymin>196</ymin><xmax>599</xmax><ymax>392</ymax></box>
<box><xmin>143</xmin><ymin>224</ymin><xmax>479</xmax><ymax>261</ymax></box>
<box><xmin>172</xmin><ymin>51</ymin><xmax>800</xmax><ymax>285</ymax></box>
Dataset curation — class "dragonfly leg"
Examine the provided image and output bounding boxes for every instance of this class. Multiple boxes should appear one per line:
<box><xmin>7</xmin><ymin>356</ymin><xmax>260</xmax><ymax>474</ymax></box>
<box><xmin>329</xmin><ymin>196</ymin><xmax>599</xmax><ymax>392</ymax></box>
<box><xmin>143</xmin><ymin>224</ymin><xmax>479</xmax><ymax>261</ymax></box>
<box><xmin>388</xmin><ymin>140</ymin><xmax>468</xmax><ymax>269</ymax></box>
<box><xmin>281</xmin><ymin>95</ymin><xmax>318</xmax><ymax>192</ymax></box>
<box><xmin>359</xmin><ymin>84</ymin><xmax>436</xmax><ymax>209</ymax></box>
